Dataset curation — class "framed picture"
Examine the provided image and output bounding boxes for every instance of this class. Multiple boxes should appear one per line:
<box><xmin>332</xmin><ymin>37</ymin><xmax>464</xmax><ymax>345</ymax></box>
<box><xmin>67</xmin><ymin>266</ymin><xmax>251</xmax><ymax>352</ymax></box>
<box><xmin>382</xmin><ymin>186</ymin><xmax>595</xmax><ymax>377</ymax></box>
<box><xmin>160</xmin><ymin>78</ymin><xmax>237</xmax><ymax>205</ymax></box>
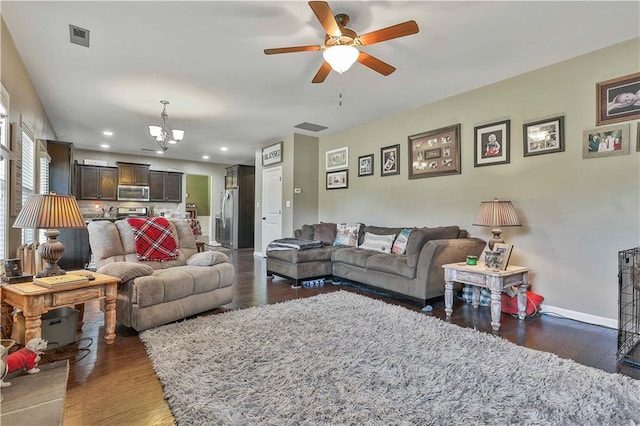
<box><xmin>408</xmin><ymin>124</ymin><xmax>461</xmax><ymax>179</ymax></box>
<box><xmin>358</xmin><ymin>154</ymin><xmax>374</xmax><ymax>177</ymax></box>
<box><xmin>326</xmin><ymin>170</ymin><xmax>348</xmax><ymax>190</ymax></box>
<box><xmin>493</xmin><ymin>243</ymin><xmax>513</xmax><ymax>271</ymax></box>
<box><xmin>262</xmin><ymin>141</ymin><xmax>282</xmax><ymax>166</ymax></box>
<box><xmin>582</xmin><ymin>123</ymin><xmax>630</xmax><ymax>159</ymax></box>
<box><xmin>380</xmin><ymin>144</ymin><xmax>400</xmax><ymax>176</ymax></box>
<box><xmin>523</xmin><ymin>116</ymin><xmax>565</xmax><ymax>157</ymax></box>
<box><xmin>474</xmin><ymin>119</ymin><xmax>510</xmax><ymax>167</ymax></box>
<box><xmin>596</xmin><ymin>72</ymin><xmax>640</xmax><ymax>126</ymax></box>
<box><xmin>325</xmin><ymin>146</ymin><xmax>348</xmax><ymax>171</ymax></box>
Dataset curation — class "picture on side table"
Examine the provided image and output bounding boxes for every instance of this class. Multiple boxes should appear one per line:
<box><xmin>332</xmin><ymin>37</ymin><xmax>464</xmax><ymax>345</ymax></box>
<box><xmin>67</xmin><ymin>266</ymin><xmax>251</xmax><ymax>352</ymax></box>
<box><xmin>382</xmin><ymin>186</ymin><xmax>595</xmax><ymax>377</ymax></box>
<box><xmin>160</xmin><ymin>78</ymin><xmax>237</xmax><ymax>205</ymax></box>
<box><xmin>596</xmin><ymin>72</ymin><xmax>640</xmax><ymax>126</ymax></box>
<box><xmin>358</xmin><ymin>154</ymin><xmax>374</xmax><ymax>177</ymax></box>
<box><xmin>408</xmin><ymin>124</ymin><xmax>461</xmax><ymax>179</ymax></box>
<box><xmin>523</xmin><ymin>116</ymin><xmax>564</xmax><ymax>157</ymax></box>
<box><xmin>381</xmin><ymin>144</ymin><xmax>400</xmax><ymax>176</ymax></box>
<box><xmin>326</xmin><ymin>170</ymin><xmax>348</xmax><ymax>189</ymax></box>
<box><xmin>325</xmin><ymin>147</ymin><xmax>349</xmax><ymax>171</ymax></box>
<box><xmin>582</xmin><ymin>123</ymin><xmax>630</xmax><ymax>159</ymax></box>
<box><xmin>474</xmin><ymin>119</ymin><xmax>510</xmax><ymax>167</ymax></box>
<box><xmin>493</xmin><ymin>243</ymin><xmax>513</xmax><ymax>271</ymax></box>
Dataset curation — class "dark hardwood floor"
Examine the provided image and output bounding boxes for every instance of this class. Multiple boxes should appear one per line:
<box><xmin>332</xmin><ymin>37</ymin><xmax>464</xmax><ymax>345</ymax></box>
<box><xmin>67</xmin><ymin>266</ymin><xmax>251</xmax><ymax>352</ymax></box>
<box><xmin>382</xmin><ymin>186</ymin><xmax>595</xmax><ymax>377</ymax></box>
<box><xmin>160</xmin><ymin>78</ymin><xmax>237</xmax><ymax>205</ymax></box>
<box><xmin>35</xmin><ymin>249</ymin><xmax>638</xmax><ymax>425</ymax></box>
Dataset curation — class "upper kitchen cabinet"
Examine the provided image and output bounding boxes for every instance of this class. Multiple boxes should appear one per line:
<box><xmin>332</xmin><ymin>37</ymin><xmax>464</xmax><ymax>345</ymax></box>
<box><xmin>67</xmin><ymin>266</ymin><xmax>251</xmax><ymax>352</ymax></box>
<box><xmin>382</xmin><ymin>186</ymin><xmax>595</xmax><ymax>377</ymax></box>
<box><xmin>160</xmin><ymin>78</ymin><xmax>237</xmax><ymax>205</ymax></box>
<box><xmin>77</xmin><ymin>165</ymin><xmax>117</xmax><ymax>200</ymax></box>
<box><xmin>150</xmin><ymin>171</ymin><xmax>183</xmax><ymax>202</ymax></box>
<box><xmin>117</xmin><ymin>162</ymin><xmax>150</xmax><ymax>186</ymax></box>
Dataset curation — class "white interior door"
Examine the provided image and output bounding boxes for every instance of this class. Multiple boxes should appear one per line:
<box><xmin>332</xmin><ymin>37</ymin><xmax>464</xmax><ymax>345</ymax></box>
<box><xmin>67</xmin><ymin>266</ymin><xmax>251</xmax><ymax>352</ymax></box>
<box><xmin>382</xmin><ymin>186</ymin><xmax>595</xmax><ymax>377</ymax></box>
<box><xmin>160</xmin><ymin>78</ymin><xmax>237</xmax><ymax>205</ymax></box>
<box><xmin>261</xmin><ymin>166</ymin><xmax>282</xmax><ymax>256</ymax></box>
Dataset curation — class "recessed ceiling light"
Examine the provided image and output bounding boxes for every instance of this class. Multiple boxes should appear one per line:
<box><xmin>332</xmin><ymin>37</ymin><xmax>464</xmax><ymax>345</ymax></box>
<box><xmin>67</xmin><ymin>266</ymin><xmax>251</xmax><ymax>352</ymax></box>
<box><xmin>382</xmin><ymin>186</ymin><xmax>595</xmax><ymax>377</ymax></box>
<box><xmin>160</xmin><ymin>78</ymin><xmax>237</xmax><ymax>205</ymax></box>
<box><xmin>100</xmin><ymin>144</ymin><xmax>110</xmax><ymax>148</ymax></box>
<box><xmin>102</xmin><ymin>131</ymin><xmax>113</xmax><ymax>136</ymax></box>
<box><xmin>202</xmin><ymin>155</ymin><xmax>210</xmax><ymax>159</ymax></box>
<box><xmin>220</xmin><ymin>147</ymin><xmax>228</xmax><ymax>151</ymax></box>
<box><xmin>156</xmin><ymin>150</ymin><xmax>164</xmax><ymax>154</ymax></box>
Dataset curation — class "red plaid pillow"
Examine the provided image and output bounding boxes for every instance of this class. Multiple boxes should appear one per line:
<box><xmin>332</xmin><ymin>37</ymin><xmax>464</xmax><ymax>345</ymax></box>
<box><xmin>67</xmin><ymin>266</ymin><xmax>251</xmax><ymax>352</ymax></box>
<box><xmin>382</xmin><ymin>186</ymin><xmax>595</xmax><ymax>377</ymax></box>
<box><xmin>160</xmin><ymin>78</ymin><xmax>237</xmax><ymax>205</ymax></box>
<box><xmin>127</xmin><ymin>217</ymin><xmax>179</xmax><ymax>261</ymax></box>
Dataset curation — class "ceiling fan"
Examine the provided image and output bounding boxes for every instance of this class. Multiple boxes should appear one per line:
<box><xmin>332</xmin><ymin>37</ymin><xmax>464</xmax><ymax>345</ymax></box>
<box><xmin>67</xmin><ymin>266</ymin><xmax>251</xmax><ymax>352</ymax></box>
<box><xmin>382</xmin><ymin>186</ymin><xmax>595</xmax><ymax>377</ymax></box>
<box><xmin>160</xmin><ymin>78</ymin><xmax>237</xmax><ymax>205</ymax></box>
<box><xmin>264</xmin><ymin>1</ymin><xmax>419</xmax><ymax>83</ymax></box>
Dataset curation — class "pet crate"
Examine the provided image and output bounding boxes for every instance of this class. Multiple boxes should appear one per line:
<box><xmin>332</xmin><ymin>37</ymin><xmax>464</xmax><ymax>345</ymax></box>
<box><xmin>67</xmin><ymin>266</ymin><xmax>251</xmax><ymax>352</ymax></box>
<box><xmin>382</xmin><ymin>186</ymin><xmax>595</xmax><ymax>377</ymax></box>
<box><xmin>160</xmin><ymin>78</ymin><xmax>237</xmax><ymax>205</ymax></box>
<box><xmin>617</xmin><ymin>246</ymin><xmax>640</xmax><ymax>367</ymax></box>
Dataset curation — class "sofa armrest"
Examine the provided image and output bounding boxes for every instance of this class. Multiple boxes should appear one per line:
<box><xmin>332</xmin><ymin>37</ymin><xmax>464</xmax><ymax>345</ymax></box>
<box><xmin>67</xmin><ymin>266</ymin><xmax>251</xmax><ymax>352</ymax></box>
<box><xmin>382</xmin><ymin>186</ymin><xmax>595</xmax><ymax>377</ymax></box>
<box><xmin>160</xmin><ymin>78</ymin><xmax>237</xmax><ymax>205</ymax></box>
<box><xmin>416</xmin><ymin>237</ymin><xmax>486</xmax><ymax>299</ymax></box>
<box><xmin>187</xmin><ymin>251</ymin><xmax>230</xmax><ymax>266</ymax></box>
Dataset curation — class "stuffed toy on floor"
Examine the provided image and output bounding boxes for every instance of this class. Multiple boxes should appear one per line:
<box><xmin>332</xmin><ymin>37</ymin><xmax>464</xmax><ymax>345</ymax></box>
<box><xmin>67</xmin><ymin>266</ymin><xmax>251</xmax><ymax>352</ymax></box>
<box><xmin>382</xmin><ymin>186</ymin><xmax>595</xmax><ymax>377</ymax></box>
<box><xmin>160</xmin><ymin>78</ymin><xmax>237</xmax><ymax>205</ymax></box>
<box><xmin>6</xmin><ymin>337</ymin><xmax>48</xmax><ymax>375</ymax></box>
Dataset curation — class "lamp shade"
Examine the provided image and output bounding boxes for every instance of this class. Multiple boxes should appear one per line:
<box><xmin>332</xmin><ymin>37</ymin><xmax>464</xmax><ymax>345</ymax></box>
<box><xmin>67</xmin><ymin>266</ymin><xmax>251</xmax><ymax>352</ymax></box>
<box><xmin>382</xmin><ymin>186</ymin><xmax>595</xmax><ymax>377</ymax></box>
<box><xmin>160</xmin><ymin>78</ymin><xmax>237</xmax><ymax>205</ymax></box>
<box><xmin>13</xmin><ymin>193</ymin><xmax>86</xmax><ymax>230</ymax></box>
<box><xmin>323</xmin><ymin>45</ymin><xmax>359</xmax><ymax>74</ymax></box>
<box><xmin>473</xmin><ymin>198</ymin><xmax>521</xmax><ymax>228</ymax></box>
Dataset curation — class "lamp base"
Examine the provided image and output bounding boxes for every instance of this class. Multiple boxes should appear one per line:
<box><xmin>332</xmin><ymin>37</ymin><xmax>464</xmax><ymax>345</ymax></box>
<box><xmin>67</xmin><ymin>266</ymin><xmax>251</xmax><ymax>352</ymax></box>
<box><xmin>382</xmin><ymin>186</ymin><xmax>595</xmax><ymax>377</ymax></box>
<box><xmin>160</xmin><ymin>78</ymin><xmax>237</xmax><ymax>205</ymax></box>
<box><xmin>36</xmin><ymin>229</ymin><xmax>67</xmax><ymax>278</ymax></box>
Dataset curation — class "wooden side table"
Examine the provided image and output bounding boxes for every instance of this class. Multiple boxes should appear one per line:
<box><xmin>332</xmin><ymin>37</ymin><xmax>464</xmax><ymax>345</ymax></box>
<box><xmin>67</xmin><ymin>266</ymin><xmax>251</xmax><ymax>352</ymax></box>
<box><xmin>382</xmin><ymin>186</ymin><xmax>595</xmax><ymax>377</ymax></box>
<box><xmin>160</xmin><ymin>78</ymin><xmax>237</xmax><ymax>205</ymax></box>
<box><xmin>443</xmin><ymin>262</ymin><xmax>530</xmax><ymax>331</ymax></box>
<box><xmin>1</xmin><ymin>271</ymin><xmax>120</xmax><ymax>345</ymax></box>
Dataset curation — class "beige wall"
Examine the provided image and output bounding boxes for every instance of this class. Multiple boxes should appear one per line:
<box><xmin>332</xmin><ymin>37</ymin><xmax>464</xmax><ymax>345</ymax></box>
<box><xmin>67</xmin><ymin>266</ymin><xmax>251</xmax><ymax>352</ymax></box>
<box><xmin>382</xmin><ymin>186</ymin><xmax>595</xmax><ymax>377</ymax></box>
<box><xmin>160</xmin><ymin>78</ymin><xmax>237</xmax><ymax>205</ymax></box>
<box><xmin>318</xmin><ymin>38</ymin><xmax>640</xmax><ymax>323</ymax></box>
<box><xmin>1</xmin><ymin>18</ymin><xmax>57</xmax><ymax>257</ymax></box>
<box><xmin>254</xmin><ymin>133</ymin><xmax>319</xmax><ymax>255</ymax></box>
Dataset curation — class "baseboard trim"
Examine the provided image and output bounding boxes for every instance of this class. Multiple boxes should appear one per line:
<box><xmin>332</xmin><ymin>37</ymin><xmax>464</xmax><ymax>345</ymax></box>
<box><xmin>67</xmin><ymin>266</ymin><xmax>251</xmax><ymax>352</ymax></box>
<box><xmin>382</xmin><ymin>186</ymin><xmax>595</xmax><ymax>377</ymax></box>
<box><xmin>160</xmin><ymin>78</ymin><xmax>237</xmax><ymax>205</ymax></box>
<box><xmin>254</xmin><ymin>251</ymin><xmax>265</xmax><ymax>258</ymax></box>
<box><xmin>540</xmin><ymin>304</ymin><xmax>617</xmax><ymax>329</ymax></box>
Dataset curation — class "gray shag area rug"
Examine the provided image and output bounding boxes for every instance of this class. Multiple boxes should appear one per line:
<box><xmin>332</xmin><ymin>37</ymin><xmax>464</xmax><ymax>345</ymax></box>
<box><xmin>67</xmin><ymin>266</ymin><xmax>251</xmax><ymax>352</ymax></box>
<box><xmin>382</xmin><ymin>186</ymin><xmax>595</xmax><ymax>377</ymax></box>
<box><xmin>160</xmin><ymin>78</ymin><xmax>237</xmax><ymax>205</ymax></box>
<box><xmin>140</xmin><ymin>291</ymin><xmax>640</xmax><ymax>425</ymax></box>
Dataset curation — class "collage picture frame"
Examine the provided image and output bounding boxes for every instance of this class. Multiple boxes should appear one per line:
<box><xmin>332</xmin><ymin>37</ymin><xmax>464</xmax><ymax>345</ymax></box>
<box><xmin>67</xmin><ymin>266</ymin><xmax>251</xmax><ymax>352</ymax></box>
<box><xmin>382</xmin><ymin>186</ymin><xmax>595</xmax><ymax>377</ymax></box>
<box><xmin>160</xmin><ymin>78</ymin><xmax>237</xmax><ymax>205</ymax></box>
<box><xmin>408</xmin><ymin>124</ymin><xmax>461</xmax><ymax>179</ymax></box>
<box><xmin>325</xmin><ymin>146</ymin><xmax>349</xmax><ymax>171</ymax></box>
<box><xmin>358</xmin><ymin>154</ymin><xmax>374</xmax><ymax>177</ymax></box>
<box><xmin>523</xmin><ymin>116</ymin><xmax>564</xmax><ymax>157</ymax></box>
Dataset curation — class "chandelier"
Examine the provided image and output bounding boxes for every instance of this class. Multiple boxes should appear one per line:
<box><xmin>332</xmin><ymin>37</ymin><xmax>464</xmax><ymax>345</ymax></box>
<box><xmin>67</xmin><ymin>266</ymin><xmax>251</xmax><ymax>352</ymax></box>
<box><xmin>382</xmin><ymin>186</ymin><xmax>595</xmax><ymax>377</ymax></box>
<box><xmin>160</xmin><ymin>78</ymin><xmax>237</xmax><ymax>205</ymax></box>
<box><xmin>148</xmin><ymin>100</ymin><xmax>185</xmax><ymax>152</ymax></box>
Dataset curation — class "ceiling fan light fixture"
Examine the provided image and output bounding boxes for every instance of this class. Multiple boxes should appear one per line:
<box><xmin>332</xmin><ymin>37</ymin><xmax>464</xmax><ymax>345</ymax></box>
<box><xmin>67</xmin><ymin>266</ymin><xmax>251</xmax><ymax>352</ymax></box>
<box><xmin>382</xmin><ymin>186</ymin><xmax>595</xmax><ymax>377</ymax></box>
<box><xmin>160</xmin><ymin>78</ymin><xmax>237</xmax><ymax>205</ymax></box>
<box><xmin>323</xmin><ymin>45</ymin><xmax>359</xmax><ymax>74</ymax></box>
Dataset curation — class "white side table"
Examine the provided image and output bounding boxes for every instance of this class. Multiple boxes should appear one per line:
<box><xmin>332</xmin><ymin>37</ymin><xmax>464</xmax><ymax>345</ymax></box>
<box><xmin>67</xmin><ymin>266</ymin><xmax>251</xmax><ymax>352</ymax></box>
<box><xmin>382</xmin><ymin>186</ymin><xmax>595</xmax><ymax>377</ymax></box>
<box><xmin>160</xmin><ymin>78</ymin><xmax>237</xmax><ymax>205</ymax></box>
<box><xmin>443</xmin><ymin>262</ymin><xmax>531</xmax><ymax>331</ymax></box>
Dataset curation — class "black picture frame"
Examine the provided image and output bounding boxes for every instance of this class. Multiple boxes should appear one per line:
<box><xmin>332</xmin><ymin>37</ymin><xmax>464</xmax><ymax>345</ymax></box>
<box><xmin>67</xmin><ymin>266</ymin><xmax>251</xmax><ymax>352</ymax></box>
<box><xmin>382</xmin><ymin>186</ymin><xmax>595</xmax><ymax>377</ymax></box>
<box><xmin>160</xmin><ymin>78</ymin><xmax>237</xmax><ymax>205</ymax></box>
<box><xmin>474</xmin><ymin>119</ymin><xmax>510</xmax><ymax>167</ymax></box>
<box><xmin>326</xmin><ymin>169</ymin><xmax>348</xmax><ymax>189</ymax></box>
<box><xmin>523</xmin><ymin>116</ymin><xmax>565</xmax><ymax>157</ymax></box>
<box><xmin>358</xmin><ymin>154</ymin><xmax>374</xmax><ymax>177</ymax></box>
<box><xmin>380</xmin><ymin>144</ymin><xmax>400</xmax><ymax>176</ymax></box>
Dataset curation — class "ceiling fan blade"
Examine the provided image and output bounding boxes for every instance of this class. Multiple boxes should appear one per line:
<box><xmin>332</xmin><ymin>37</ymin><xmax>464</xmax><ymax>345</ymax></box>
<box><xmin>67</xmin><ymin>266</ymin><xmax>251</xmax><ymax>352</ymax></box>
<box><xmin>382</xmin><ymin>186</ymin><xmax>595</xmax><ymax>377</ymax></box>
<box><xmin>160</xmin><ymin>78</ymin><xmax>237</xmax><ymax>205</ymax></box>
<box><xmin>264</xmin><ymin>45</ymin><xmax>322</xmax><ymax>55</ymax></box>
<box><xmin>309</xmin><ymin>1</ymin><xmax>341</xmax><ymax>37</ymax></box>
<box><xmin>357</xmin><ymin>51</ymin><xmax>396</xmax><ymax>76</ymax></box>
<box><xmin>358</xmin><ymin>20</ymin><xmax>419</xmax><ymax>46</ymax></box>
<box><xmin>312</xmin><ymin>62</ymin><xmax>332</xmax><ymax>84</ymax></box>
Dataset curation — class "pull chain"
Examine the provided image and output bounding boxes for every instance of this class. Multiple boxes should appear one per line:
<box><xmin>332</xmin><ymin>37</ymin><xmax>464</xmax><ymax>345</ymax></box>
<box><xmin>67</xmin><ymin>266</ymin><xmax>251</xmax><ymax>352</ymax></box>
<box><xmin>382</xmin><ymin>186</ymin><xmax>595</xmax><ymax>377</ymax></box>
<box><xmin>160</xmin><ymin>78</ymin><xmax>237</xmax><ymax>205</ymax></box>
<box><xmin>339</xmin><ymin>92</ymin><xmax>342</xmax><ymax>106</ymax></box>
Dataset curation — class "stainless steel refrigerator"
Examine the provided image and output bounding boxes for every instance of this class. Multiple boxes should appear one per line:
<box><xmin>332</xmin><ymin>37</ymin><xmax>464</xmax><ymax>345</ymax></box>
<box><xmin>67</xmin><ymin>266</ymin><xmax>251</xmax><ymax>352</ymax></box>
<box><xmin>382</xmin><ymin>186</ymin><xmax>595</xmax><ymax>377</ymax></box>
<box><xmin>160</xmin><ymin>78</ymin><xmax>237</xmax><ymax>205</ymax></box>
<box><xmin>219</xmin><ymin>189</ymin><xmax>238</xmax><ymax>249</ymax></box>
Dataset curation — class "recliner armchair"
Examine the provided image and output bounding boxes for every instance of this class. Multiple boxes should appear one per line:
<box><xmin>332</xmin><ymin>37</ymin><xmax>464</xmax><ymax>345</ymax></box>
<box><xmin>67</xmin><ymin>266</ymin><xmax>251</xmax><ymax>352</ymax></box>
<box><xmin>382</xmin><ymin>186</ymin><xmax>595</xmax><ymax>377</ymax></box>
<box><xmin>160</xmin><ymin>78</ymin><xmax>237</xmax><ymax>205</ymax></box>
<box><xmin>87</xmin><ymin>218</ymin><xmax>234</xmax><ymax>331</ymax></box>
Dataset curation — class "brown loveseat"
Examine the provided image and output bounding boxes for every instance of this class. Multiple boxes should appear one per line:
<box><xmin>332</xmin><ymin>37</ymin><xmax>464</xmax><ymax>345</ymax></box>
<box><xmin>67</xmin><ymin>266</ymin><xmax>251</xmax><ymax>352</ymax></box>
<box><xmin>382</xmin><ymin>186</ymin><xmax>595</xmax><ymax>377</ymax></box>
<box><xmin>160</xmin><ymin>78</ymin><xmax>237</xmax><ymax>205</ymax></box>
<box><xmin>88</xmin><ymin>219</ymin><xmax>234</xmax><ymax>331</ymax></box>
<box><xmin>266</xmin><ymin>223</ymin><xmax>486</xmax><ymax>306</ymax></box>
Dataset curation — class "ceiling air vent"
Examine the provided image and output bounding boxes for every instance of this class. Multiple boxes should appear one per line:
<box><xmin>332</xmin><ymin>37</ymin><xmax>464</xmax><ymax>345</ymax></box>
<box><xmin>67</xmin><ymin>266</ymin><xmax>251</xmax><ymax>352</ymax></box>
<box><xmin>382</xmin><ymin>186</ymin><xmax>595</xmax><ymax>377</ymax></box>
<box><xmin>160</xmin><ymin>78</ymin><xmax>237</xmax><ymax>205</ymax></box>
<box><xmin>69</xmin><ymin>25</ymin><xmax>90</xmax><ymax>47</ymax></box>
<box><xmin>294</xmin><ymin>122</ymin><xmax>328</xmax><ymax>132</ymax></box>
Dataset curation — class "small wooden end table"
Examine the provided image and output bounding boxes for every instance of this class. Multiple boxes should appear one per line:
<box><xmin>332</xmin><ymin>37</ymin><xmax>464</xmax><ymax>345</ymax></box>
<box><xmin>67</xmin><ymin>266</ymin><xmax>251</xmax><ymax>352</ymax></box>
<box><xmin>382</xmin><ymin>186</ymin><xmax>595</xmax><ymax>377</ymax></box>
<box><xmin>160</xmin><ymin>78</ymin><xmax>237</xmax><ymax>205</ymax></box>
<box><xmin>1</xmin><ymin>271</ymin><xmax>120</xmax><ymax>344</ymax></box>
<box><xmin>443</xmin><ymin>262</ymin><xmax>530</xmax><ymax>331</ymax></box>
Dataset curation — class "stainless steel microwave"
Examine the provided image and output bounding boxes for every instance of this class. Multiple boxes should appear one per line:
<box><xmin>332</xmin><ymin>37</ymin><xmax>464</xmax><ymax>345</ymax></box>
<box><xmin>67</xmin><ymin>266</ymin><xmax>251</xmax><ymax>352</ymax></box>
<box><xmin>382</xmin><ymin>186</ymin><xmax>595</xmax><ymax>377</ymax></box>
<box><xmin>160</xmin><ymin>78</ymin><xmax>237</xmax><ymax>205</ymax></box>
<box><xmin>117</xmin><ymin>185</ymin><xmax>150</xmax><ymax>201</ymax></box>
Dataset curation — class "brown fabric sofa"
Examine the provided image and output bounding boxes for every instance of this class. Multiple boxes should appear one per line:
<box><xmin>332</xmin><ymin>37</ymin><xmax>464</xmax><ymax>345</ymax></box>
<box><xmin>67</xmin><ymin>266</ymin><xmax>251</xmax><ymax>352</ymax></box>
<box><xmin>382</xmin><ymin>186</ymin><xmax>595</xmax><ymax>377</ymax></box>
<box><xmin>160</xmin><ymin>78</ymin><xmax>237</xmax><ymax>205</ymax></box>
<box><xmin>266</xmin><ymin>223</ymin><xmax>486</xmax><ymax>305</ymax></box>
<box><xmin>87</xmin><ymin>219</ymin><xmax>234</xmax><ymax>331</ymax></box>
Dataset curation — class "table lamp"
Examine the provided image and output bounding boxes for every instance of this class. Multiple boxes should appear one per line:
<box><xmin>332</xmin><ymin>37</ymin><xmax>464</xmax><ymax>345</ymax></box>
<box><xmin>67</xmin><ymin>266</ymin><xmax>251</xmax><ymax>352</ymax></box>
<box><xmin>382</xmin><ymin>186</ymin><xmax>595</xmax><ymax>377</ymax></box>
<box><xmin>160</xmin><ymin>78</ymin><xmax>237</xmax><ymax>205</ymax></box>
<box><xmin>473</xmin><ymin>198</ymin><xmax>521</xmax><ymax>250</ymax></box>
<box><xmin>12</xmin><ymin>193</ymin><xmax>86</xmax><ymax>277</ymax></box>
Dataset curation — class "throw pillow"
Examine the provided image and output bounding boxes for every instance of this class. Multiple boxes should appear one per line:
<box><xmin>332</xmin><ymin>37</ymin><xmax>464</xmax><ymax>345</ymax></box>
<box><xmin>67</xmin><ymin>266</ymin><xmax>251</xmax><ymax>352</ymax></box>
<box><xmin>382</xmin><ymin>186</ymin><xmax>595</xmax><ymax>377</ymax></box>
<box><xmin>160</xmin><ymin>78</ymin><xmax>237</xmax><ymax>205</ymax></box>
<box><xmin>333</xmin><ymin>223</ymin><xmax>362</xmax><ymax>247</ymax></box>
<box><xmin>186</xmin><ymin>250</ymin><xmax>230</xmax><ymax>266</ymax></box>
<box><xmin>97</xmin><ymin>262</ymin><xmax>154</xmax><ymax>282</ymax></box>
<box><xmin>359</xmin><ymin>232</ymin><xmax>396</xmax><ymax>253</ymax></box>
<box><xmin>300</xmin><ymin>224</ymin><xmax>314</xmax><ymax>241</ymax></box>
<box><xmin>392</xmin><ymin>228</ymin><xmax>413</xmax><ymax>254</ymax></box>
<box><xmin>313</xmin><ymin>223</ymin><xmax>337</xmax><ymax>245</ymax></box>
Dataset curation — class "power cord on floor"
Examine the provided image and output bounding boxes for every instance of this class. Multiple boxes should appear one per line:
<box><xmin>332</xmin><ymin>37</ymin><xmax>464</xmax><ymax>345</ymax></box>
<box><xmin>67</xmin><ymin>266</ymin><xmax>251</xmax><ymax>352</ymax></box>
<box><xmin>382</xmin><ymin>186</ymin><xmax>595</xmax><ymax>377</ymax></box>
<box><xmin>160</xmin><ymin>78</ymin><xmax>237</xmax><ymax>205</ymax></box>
<box><xmin>41</xmin><ymin>336</ymin><xmax>94</xmax><ymax>364</ymax></box>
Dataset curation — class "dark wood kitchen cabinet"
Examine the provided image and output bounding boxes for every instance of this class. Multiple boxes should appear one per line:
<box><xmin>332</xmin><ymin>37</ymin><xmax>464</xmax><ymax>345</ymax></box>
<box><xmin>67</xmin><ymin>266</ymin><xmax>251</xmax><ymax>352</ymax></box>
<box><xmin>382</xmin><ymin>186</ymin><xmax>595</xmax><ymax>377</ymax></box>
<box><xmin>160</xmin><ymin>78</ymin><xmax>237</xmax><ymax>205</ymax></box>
<box><xmin>46</xmin><ymin>140</ymin><xmax>76</xmax><ymax>196</ymax></box>
<box><xmin>117</xmin><ymin>162</ymin><xmax>150</xmax><ymax>186</ymax></box>
<box><xmin>149</xmin><ymin>171</ymin><xmax>182</xmax><ymax>202</ymax></box>
<box><xmin>77</xmin><ymin>165</ymin><xmax>117</xmax><ymax>200</ymax></box>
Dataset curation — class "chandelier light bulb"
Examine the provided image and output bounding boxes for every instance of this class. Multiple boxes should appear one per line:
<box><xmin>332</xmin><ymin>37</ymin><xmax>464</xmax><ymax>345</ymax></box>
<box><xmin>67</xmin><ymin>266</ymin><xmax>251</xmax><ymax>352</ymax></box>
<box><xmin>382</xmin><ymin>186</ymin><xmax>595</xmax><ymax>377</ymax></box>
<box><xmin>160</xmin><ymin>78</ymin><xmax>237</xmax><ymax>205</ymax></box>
<box><xmin>323</xmin><ymin>45</ymin><xmax>359</xmax><ymax>74</ymax></box>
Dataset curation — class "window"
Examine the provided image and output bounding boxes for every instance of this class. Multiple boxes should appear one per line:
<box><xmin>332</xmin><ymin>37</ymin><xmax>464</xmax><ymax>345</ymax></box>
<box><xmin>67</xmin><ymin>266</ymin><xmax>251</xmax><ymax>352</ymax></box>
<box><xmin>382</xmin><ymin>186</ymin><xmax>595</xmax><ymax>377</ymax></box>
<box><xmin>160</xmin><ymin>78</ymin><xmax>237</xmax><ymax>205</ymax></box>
<box><xmin>38</xmin><ymin>143</ymin><xmax>50</xmax><ymax>243</ymax></box>
<box><xmin>20</xmin><ymin>120</ymin><xmax>36</xmax><ymax>245</ymax></box>
<box><xmin>0</xmin><ymin>84</ymin><xmax>9</xmax><ymax>261</ymax></box>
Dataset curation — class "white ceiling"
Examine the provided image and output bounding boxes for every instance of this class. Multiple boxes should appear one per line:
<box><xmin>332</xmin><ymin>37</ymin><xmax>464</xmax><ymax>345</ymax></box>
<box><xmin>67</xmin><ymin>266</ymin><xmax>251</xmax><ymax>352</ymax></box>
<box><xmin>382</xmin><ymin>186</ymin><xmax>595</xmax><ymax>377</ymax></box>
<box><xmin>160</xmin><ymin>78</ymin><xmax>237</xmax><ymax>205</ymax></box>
<box><xmin>3</xmin><ymin>1</ymin><xmax>639</xmax><ymax>165</ymax></box>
